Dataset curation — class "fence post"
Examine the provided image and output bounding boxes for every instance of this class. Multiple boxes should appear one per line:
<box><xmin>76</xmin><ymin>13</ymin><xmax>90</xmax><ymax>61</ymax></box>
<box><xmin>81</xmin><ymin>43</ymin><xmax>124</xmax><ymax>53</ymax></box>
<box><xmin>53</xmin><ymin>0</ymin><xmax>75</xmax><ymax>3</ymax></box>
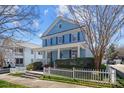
<box><xmin>48</xmin><ymin>67</ymin><xmax>50</xmax><ymax>76</ymax></box>
<box><xmin>73</xmin><ymin>67</ymin><xmax>75</xmax><ymax>79</ymax></box>
<box><xmin>43</xmin><ymin>67</ymin><xmax>45</xmax><ymax>75</ymax></box>
<box><xmin>110</xmin><ymin>68</ymin><xmax>116</xmax><ymax>84</ymax></box>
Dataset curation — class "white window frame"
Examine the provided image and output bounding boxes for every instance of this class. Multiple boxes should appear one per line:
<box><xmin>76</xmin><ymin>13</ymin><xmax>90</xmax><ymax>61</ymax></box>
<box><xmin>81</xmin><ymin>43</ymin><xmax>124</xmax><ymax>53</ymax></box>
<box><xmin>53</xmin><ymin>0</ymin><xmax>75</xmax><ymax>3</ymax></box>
<box><xmin>71</xmin><ymin>33</ymin><xmax>77</xmax><ymax>42</ymax></box>
<box><xmin>58</xmin><ymin>36</ymin><xmax>63</xmax><ymax>44</ymax></box>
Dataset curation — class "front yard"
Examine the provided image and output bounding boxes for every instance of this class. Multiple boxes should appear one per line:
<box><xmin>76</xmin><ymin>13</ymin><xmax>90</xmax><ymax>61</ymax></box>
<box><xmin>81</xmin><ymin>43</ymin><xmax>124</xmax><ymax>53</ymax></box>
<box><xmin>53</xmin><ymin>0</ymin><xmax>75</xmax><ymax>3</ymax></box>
<box><xmin>0</xmin><ymin>79</ymin><xmax>28</xmax><ymax>88</ymax></box>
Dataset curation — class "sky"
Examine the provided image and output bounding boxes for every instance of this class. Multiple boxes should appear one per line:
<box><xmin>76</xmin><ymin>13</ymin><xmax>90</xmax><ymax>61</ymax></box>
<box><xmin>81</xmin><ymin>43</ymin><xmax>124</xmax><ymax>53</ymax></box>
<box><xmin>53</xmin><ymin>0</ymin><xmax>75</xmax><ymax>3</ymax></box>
<box><xmin>29</xmin><ymin>5</ymin><xmax>68</xmax><ymax>46</ymax></box>
<box><xmin>23</xmin><ymin>5</ymin><xmax>124</xmax><ymax>47</ymax></box>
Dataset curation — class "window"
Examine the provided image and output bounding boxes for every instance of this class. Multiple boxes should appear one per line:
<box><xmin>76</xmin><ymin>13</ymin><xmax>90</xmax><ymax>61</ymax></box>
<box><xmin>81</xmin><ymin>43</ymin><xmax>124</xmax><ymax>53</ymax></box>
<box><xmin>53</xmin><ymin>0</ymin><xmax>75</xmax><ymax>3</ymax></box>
<box><xmin>50</xmin><ymin>38</ymin><xmax>52</xmax><ymax>45</ymax></box>
<box><xmin>15</xmin><ymin>48</ymin><xmax>23</xmax><ymax>54</ymax></box>
<box><xmin>71</xmin><ymin>33</ymin><xmax>77</xmax><ymax>42</ymax></box>
<box><xmin>20</xmin><ymin>58</ymin><xmax>23</xmax><ymax>64</ymax></box>
<box><xmin>58</xmin><ymin>23</ymin><xmax>62</xmax><ymax>28</ymax></box>
<box><xmin>31</xmin><ymin>50</ymin><xmax>34</xmax><ymax>54</ymax></box>
<box><xmin>62</xmin><ymin>35</ymin><xmax>65</xmax><ymax>43</ymax></box>
<box><xmin>58</xmin><ymin>36</ymin><xmax>63</xmax><ymax>44</ymax></box>
<box><xmin>45</xmin><ymin>39</ymin><xmax>47</xmax><ymax>46</ymax></box>
<box><xmin>16</xmin><ymin>58</ymin><xmax>19</xmax><ymax>64</ymax></box>
<box><xmin>47</xmin><ymin>39</ymin><xmax>51</xmax><ymax>46</ymax></box>
<box><xmin>38</xmin><ymin>51</ymin><xmax>42</xmax><ymax>55</ymax></box>
<box><xmin>15</xmin><ymin>58</ymin><xmax>23</xmax><ymax>66</ymax></box>
<box><xmin>19</xmin><ymin>48</ymin><xmax>23</xmax><ymax>53</ymax></box>
<box><xmin>31</xmin><ymin>59</ymin><xmax>33</xmax><ymax>63</ymax></box>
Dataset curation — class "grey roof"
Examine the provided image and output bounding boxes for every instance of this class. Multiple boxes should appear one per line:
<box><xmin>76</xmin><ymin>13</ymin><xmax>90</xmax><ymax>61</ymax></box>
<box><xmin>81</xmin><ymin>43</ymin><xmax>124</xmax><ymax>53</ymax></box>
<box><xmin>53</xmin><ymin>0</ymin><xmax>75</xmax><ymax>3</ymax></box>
<box><xmin>15</xmin><ymin>42</ymin><xmax>42</xmax><ymax>49</ymax></box>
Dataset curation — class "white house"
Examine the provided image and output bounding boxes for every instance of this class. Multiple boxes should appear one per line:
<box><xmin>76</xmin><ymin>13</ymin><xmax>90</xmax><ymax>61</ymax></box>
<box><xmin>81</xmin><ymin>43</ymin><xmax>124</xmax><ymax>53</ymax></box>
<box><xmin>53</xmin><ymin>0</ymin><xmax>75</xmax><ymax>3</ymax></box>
<box><xmin>0</xmin><ymin>38</ymin><xmax>43</xmax><ymax>67</ymax></box>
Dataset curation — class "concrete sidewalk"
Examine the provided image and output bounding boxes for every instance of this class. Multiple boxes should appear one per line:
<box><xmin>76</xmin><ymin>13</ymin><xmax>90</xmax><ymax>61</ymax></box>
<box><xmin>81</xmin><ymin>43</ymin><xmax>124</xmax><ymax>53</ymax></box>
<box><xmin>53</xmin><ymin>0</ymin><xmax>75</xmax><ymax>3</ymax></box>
<box><xmin>0</xmin><ymin>74</ymin><xmax>88</xmax><ymax>88</ymax></box>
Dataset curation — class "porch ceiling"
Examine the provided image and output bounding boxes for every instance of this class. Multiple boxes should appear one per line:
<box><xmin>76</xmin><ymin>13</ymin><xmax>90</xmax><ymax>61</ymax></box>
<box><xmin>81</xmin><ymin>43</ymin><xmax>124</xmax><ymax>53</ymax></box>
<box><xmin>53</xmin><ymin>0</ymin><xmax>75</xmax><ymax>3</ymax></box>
<box><xmin>33</xmin><ymin>42</ymin><xmax>87</xmax><ymax>51</ymax></box>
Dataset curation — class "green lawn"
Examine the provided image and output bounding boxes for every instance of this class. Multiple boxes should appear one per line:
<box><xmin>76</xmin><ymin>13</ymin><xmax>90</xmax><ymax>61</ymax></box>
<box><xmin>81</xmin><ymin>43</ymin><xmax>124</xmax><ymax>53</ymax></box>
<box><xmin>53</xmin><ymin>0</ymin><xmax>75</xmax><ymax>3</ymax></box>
<box><xmin>9</xmin><ymin>72</ymin><xmax>24</xmax><ymax>77</ymax></box>
<box><xmin>115</xmin><ymin>76</ymin><xmax>124</xmax><ymax>88</ymax></box>
<box><xmin>40</xmin><ymin>75</ymin><xmax>114</xmax><ymax>88</ymax></box>
<box><xmin>0</xmin><ymin>80</ymin><xmax>28</xmax><ymax>88</ymax></box>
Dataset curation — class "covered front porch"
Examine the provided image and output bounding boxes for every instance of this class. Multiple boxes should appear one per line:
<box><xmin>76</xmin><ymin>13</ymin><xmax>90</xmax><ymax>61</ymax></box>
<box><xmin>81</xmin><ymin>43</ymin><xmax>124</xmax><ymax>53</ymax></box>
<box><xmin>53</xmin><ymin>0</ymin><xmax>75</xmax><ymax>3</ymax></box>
<box><xmin>34</xmin><ymin>42</ymin><xmax>90</xmax><ymax>66</ymax></box>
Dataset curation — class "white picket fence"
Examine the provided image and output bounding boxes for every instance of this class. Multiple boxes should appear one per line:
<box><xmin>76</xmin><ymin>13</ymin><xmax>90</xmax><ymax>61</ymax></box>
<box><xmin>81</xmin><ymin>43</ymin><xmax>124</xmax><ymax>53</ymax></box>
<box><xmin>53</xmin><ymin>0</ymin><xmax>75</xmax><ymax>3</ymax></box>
<box><xmin>10</xmin><ymin>67</ymin><xmax>26</xmax><ymax>73</ymax></box>
<box><xmin>43</xmin><ymin>67</ymin><xmax>116</xmax><ymax>84</ymax></box>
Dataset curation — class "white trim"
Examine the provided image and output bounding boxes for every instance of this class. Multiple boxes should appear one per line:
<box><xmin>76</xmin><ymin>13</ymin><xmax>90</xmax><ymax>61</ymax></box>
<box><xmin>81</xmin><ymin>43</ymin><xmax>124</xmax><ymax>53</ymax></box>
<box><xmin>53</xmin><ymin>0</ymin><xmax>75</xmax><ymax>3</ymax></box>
<box><xmin>57</xmin><ymin>48</ymin><xmax>60</xmax><ymax>59</ymax></box>
<box><xmin>77</xmin><ymin>45</ymin><xmax>80</xmax><ymax>57</ymax></box>
<box><xmin>42</xmin><ymin>28</ymin><xmax>81</xmax><ymax>39</ymax></box>
<box><xmin>34</xmin><ymin>42</ymin><xmax>86</xmax><ymax>51</ymax></box>
<box><xmin>42</xmin><ymin>16</ymin><xmax>79</xmax><ymax>37</ymax></box>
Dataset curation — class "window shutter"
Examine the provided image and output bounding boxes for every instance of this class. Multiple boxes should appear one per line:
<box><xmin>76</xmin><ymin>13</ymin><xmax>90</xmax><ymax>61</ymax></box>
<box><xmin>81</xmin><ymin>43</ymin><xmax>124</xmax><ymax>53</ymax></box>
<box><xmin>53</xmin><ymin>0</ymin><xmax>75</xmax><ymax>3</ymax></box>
<box><xmin>69</xmin><ymin>34</ymin><xmax>71</xmax><ymax>43</ymax></box>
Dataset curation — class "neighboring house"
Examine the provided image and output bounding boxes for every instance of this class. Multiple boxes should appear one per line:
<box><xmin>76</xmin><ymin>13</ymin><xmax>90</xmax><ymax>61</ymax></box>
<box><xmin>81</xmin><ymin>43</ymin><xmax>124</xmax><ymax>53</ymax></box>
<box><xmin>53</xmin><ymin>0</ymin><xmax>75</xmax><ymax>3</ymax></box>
<box><xmin>0</xmin><ymin>38</ymin><xmax>42</xmax><ymax>67</ymax></box>
<box><xmin>35</xmin><ymin>16</ymin><xmax>93</xmax><ymax>65</ymax></box>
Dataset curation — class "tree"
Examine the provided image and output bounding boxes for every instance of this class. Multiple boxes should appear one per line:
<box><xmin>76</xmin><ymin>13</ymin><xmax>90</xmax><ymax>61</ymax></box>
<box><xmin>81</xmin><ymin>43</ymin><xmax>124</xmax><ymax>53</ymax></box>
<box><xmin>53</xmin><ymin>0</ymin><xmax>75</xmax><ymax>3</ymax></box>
<box><xmin>0</xmin><ymin>5</ymin><xmax>39</xmax><ymax>40</ymax></box>
<box><xmin>106</xmin><ymin>44</ymin><xmax>118</xmax><ymax>61</ymax></box>
<box><xmin>0</xmin><ymin>37</ymin><xmax>15</xmax><ymax>67</ymax></box>
<box><xmin>0</xmin><ymin>5</ymin><xmax>39</xmax><ymax>67</ymax></box>
<box><xmin>67</xmin><ymin>5</ymin><xmax>124</xmax><ymax>70</ymax></box>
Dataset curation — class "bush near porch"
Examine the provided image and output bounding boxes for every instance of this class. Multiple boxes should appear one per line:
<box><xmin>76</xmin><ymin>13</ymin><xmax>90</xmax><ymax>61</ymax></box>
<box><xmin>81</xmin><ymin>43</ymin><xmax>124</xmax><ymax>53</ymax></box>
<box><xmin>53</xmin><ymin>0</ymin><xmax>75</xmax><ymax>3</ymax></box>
<box><xmin>55</xmin><ymin>57</ymin><xmax>95</xmax><ymax>69</ymax></box>
<box><xmin>26</xmin><ymin>62</ymin><xmax>43</xmax><ymax>71</ymax></box>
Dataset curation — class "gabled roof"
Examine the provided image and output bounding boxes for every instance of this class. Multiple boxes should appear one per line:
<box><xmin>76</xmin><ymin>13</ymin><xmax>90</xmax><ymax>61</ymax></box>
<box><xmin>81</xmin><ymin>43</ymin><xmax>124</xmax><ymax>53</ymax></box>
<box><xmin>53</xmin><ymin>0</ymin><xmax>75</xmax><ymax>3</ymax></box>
<box><xmin>0</xmin><ymin>38</ymin><xmax>42</xmax><ymax>49</ymax></box>
<box><xmin>41</xmin><ymin>16</ymin><xmax>79</xmax><ymax>37</ymax></box>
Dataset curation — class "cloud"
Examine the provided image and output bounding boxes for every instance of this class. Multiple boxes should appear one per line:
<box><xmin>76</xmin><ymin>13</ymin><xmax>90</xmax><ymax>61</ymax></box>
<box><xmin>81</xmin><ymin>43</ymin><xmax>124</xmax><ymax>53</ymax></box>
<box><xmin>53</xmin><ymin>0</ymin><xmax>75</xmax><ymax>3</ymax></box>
<box><xmin>44</xmin><ymin>9</ymin><xmax>49</xmax><ymax>16</ymax></box>
<box><xmin>32</xmin><ymin>19</ymin><xmax>39</xmax><ymax>29</ymax></box>
<box><xmin>56</xmin><ymin>5</ymin><xmax>71</xmax><ymax>18</ymax></box>
<box><xmin>13</xmin><ymin>21</ymin><xmax>21</xmax><ymax>27</ymax></box>
<box><xmin>38</xmin><ymin>32</ymin><xmax>43</xmax><ymax>37</ymax></box>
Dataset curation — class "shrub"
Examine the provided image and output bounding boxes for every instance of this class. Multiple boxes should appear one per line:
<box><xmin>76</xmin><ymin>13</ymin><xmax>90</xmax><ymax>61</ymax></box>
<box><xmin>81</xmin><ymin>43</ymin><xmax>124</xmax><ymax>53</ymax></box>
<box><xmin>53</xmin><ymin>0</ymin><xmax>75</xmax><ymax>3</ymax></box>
<box><xmin>100</xmin><ymin>64</ymin><xmax>106</xmax><ymax>69</ymax></box>
<box><xmin>55</xmin><ymin>57</ymin><xmax>95</xmax><ymax>69</ymax></box>
<box><xmin>27</xmin><ymin>62</ymin><xmax>43</xmax><ymax>71</ymax></box>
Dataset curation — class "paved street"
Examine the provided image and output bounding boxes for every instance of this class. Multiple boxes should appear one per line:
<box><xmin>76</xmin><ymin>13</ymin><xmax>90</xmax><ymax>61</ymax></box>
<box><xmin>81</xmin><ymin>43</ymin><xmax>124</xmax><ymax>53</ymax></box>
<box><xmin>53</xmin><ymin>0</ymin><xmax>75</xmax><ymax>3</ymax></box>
<box><xmin>0</xmin><ymin>74</ymin><xmax>89</xmax><ymax>88</ymax></box>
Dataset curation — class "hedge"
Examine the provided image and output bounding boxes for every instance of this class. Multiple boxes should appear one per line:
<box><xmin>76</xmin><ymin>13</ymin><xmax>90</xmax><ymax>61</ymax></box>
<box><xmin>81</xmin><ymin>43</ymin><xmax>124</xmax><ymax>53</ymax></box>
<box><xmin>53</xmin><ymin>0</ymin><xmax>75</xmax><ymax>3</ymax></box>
<box><xmin>55</xmin><ymin>57</ymin><xmax>95</xmax><ymax>69</ymax></box>
<box><xmin>27</xmin><ymin>62</ymin><xmax>43</xmax><ymax>71</ymax></box>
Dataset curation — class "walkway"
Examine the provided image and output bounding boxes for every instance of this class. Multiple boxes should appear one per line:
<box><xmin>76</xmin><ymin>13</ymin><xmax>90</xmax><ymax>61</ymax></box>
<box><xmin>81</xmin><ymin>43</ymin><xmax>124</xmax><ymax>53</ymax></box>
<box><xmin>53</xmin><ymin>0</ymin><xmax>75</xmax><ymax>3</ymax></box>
<box><xmin>0</xmin><ymin>74</ymin><xmax>88</xmax><ymax>88</ymax></box>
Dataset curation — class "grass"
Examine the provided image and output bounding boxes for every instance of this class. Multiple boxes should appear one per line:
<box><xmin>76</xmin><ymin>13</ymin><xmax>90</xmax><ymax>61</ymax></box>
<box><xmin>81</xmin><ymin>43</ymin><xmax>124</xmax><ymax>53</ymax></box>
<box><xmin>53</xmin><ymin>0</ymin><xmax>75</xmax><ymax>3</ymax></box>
<box><xmin>9</xmin><ymin>72</ymin><xmax>24</xmax><ymax>77</ymax></box>
<box><xmin>0</xmin><ymin>79</ymin><xmax>28</xmax><ymax>88</ymax></box>
<box><xmin>40</xmin><ymin>75</ymin><xmax>114</xmax><ymax>88</ymax></box>
<box><xmin>115</xmin><ymin>76</ymin><xmax>124</xmax><ymax>88</ymax></box>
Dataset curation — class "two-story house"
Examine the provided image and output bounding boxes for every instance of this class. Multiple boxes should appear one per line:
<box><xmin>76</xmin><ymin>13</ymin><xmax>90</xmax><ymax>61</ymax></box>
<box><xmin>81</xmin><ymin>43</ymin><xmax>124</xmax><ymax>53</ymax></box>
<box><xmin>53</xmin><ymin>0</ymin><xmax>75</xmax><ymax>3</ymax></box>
<box><xmin>36</xmin><ymin>16</ymin><xmax>93</xmax><ymax>66</ymax></box>
<box><xmin>0</xmin><ymin>38</ymin><xmax>43</xmax><ymax>67</ymax></box>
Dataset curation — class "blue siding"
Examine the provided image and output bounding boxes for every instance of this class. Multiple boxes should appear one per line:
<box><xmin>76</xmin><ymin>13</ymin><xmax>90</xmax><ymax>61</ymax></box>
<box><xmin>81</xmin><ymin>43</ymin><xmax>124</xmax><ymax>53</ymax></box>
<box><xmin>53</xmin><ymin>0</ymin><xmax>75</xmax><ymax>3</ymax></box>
<box><xmin>43</xmin><ymin>39</ymin><xmax>47</xmax><ymax>47</ymax></box>
<box><xmin>43</xmin><ymin>31</ymin><xmax>85</xmax><ymax>47</ymax></box>
<box><xmin>64</xmin><ymin>34</ymin><xmax>70</xmax><ymax>44</ymax></box>
<box><xmin>47</xmin><ymin>20</ymin><xmax>79</xmax><ymax>36</ymax></box>
<box><xmin>52</xmin><ymin>37</ymin><xmax>56</xmax><ymax>45</ymax></box>
<box><xmin>79</xmin><ymin>32</ymin><xmax>85</xmax><ymax>42</ymax></box>
<box><xmin>42</xmin><ymin>19</ymin><xmax>85</xmax><ymax>47</ymax></box>
<box><xmin>47</xmin><ymin>39</ymin><xmax>51</xmax><ymax>46</ymax></box>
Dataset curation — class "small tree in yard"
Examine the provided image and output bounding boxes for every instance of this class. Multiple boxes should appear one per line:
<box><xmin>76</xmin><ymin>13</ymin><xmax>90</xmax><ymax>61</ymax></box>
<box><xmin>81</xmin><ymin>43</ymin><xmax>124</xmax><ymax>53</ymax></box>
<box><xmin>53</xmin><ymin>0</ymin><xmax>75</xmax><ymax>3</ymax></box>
<box><xmin>67</xmin><ymin>5</ymin><xmax>124</xmax><ymax>70</ymax></box>
<box><xmin>106</xmin><ymin>44</ymin><xmax>118</xmax><ymax>61</ymax></box>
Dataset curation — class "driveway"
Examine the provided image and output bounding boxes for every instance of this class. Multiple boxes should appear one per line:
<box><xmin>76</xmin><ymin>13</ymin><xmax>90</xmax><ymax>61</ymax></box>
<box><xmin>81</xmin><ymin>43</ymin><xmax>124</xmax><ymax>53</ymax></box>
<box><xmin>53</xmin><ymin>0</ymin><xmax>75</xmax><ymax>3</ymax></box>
<box><xmin>110</xmin><ymin>64</ymin><xmax>124</xmax><ymax>78</ymax></box>
<box><xmin>0</xmin><ymin>74</ymin><xmax>89</xmax><ymax>88</ymax></box>
<box><xmin>110</xmin><ymin>64</ymin><xmax>124</xmax><ymax>72</ymax></box>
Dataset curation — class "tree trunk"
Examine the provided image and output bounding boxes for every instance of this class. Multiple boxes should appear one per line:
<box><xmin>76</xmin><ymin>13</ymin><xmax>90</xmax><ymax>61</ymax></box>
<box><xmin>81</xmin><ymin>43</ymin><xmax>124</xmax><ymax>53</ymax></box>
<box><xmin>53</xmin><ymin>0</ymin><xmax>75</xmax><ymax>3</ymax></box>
<box><xmin>94</xmin><ymin>54</ymin><xmax>103</xmax><ymax>70</ymax></box>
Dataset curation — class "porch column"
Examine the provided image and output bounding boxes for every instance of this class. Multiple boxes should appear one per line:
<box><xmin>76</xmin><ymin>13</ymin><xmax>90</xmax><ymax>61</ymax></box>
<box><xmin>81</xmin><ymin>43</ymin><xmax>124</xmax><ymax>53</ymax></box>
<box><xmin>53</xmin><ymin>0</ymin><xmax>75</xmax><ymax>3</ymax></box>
<box><xmin>45</xmin><ymin>51</ymin><xmax>48</xmax><ymax>64</ymax></box>
<box><xmin>57</xmin><ymin>48</ymin><xmax>60</xmax><ymax>59</ymax></box>
<box><xmin>77</xmin><ymin>45</ymin><xmax>80</xmax><ymax>58</ymax></box>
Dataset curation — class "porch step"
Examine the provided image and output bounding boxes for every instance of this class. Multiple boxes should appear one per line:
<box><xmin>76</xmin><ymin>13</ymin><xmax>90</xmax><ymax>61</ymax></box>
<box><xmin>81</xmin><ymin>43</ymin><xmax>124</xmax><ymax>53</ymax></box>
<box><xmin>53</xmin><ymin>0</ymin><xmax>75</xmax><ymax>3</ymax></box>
<box><xmin>22</xmin><ymin>71</ymin><xmax>43</xmax><ymax>79</ymax></box>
